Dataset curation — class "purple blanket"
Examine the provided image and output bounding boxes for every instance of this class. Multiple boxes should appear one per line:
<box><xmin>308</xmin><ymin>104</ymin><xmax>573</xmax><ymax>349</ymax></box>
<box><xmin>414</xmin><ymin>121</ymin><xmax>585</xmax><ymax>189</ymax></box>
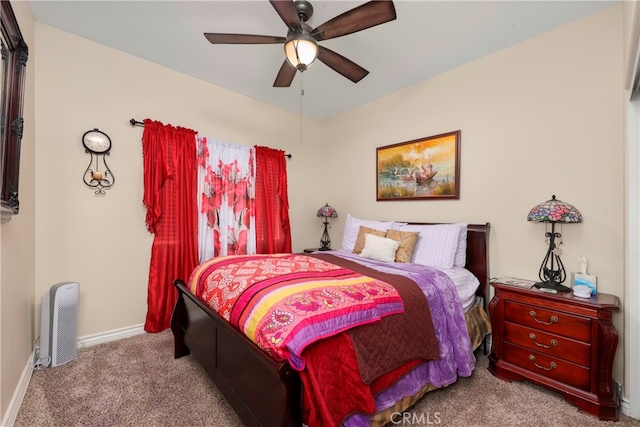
<box><xmin>326</xmin><ymin>251</ymin><xmax>476</xmax><ymax>426</ymax></box>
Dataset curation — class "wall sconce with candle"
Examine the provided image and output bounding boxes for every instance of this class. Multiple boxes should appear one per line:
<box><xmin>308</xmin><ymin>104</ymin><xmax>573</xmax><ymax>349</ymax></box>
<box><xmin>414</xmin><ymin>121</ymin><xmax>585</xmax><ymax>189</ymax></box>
<box><xmin>82</xmin><ymin>128</ymin><xmax>114</xmax><ymax>195</ymax></box>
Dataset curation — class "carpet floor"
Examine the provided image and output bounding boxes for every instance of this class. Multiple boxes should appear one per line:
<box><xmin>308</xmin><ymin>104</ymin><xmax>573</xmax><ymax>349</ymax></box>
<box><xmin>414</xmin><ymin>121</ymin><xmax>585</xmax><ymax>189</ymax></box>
<box><xmin>14</xmin><ymin>330</ymin><xmax>640</xmax><ymax>426</ymax></box>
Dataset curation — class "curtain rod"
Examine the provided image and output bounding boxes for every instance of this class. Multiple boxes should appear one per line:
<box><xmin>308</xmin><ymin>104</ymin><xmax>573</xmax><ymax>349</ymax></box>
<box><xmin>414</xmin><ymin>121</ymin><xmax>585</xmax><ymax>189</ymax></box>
<box><xmin>129</xmin><ymin>118</ymin><xmax>292</xmax><ymax>159</ymax></box>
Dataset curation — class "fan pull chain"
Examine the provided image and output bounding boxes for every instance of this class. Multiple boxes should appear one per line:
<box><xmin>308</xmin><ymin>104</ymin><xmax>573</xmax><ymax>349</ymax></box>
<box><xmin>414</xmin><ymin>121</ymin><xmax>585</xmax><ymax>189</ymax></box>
<box><xmin>299</xmin><ymin>72</ymin><xmax>304</xmax><ymax>144</ymax></box>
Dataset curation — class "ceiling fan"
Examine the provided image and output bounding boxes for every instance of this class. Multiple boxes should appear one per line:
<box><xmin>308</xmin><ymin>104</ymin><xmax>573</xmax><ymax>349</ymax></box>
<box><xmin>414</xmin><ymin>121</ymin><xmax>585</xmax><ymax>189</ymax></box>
<box><xmin>204</xmin><ymin>0</ymin><xmax>397</xmax><ymax>88</ymax></box>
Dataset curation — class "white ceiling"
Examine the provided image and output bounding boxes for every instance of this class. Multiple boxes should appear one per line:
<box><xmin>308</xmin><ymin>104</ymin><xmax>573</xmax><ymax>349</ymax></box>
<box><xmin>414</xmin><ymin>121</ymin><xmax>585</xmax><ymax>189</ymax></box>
<box><xmin>27</xmin><ymin>0</ymin><xmax>618</xmax><ymax>121</ymax></box>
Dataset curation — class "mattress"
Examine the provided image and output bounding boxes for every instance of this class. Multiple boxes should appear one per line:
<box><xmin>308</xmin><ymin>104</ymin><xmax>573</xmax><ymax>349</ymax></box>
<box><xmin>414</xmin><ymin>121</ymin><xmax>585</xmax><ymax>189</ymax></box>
<box><xmin>439</xmin><ymin>267</ymin><xmax>480</xmax><ymax>312</ymax></box>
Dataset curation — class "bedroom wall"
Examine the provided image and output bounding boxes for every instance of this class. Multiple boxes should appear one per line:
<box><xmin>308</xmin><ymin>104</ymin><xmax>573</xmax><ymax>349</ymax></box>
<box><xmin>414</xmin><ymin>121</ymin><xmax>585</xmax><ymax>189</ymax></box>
<box><xmin>33</xmin><ymin>23</ymin><xmax>325</xmax><ymax>339</ymax></box>
<box><xmin>0</xmin><ymin>0</ymin><xmax>36</xmax><ymax>422</ymax></box>
<box><xmin>322</xmin><ymin>5</ymin><xmax>626</xmax><ymax>383</ymax></box>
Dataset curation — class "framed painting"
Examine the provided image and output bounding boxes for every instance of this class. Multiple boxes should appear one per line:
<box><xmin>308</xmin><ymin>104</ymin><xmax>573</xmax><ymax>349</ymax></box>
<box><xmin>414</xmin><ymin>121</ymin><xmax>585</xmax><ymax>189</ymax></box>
<box><xmin>376</xmin><ymin>130</ymin><xmax>460</xmax><ymax>201</ymax></box>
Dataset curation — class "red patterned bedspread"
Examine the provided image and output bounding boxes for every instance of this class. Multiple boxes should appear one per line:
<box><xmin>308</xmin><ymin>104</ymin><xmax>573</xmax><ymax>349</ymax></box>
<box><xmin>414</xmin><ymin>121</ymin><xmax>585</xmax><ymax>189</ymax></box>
<box><xmin>188</xmin><ymin>253</ymin><xmax>441</xmax><ymax>427</ymax></box>
<box><xmin>188</xmin><ymin>253</ymin><xmax>404</xmax><ymax>369</ymax></box>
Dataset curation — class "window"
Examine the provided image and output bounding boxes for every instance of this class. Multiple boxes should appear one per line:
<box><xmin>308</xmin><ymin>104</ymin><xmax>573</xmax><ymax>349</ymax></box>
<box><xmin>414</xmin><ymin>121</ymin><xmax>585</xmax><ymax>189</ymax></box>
<box><xmin>0</xmin><ymin>0</ymin><xmax>28</xmax><ymax>219</ymax></box>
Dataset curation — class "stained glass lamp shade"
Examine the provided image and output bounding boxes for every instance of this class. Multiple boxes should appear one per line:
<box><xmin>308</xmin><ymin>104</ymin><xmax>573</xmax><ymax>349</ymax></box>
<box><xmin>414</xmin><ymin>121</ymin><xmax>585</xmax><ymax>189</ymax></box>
<box><xmin>317</xmin><ymin>203</ymin><xmax>338</xmax><ymax>250</ymax></box>
<box><xmin>527</xmin><ymin>195</ymin><xmax>583</xmax><ymax>292</ymax></box>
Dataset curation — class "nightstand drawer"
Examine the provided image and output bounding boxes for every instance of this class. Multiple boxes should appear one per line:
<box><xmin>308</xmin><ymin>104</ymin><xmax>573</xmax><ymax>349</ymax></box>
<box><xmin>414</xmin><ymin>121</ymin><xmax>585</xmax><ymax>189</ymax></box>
<box><xmin>503</xmin><ymin>342</ymin><xmax>590</xmax><ymax>390</ymax></box>
<box><xmin>504</xmin><ymin>301</ymin><xmax>591</xmax><ymax>342</ymax></box>
<box><xmin>504</xmin><ymin>322</ymin><xmax>590</xmax><ymax>367</ymax></box>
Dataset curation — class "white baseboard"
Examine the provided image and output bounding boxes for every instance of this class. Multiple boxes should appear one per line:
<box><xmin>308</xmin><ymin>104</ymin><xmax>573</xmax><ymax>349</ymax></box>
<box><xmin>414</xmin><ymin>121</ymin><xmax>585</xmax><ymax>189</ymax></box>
<box><xmin>1</xmin><ymin>324</ymin><xmax>146</xmax><ymax>427</ymax></box>
<box><xmin>621</xmin><ymin>395</ymin><xmax>635</xmax><ymax>418</ymax></box>
<box><xmin>1</xmin><ymin>349</ymin><xmax>35</xmax><ymax>427</ymax></box>
<box><xmin>76</xmin><ymin>324</ymin><xmax>145</xmax><ymax>349</ymax></box>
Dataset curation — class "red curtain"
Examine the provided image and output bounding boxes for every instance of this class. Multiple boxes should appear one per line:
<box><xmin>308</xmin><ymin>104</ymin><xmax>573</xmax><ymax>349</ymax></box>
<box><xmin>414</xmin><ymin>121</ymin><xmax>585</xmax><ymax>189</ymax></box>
<box><xmin>254</xmin><ymin>146</ymin><xmax>292</xmax><ymax>253</ymax></box>
<box><xmin>142</xmin><ymin>119</ymin><xmax>199</xmax><ymax>332</ymax></box>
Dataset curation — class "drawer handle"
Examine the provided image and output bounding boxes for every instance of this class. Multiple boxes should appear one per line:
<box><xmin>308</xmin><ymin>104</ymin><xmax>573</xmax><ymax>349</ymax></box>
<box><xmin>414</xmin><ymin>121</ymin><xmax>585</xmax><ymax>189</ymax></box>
<box><xmin>529</xmin><ymin>310</ymin><xmax>558</xmax><ymax>326</ymax></box>
<box><xmin>529</xmin><ymin>355</ymin><xmax>557</xmax><ymax>371</ymax></box>
<box><xmin>528</xmin><ymin>333</ymin><xmax>558</xmax><ymax>349</ymax></box>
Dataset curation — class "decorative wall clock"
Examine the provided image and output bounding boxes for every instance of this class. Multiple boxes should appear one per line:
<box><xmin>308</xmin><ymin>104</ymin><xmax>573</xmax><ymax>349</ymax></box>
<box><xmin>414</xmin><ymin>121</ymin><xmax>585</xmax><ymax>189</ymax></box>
<box><xmin>82</xmin><ymin>128</ymin><xmax>114</xmax><ymax>194</ymax></box>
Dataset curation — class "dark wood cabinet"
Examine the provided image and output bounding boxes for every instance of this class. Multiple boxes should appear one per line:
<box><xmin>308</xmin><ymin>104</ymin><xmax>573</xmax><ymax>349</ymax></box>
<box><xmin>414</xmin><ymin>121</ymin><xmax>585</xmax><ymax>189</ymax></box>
<box><xmin>488</xmin><ymin>281</ymin><xmax>620</xmax><ymax>421</ymax></box>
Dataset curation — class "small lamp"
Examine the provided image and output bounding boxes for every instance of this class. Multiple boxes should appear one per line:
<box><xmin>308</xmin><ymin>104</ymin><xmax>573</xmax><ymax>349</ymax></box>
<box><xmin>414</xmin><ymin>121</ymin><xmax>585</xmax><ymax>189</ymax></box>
<box><xmin>316</xmin><ymin>203</ymin><xmax>338</xmax><ymax>251</ymax></box>
<box><xmin>527</xmin><ymin>195</ymin><xmax>583</xmax><ymax>292</ymax></box>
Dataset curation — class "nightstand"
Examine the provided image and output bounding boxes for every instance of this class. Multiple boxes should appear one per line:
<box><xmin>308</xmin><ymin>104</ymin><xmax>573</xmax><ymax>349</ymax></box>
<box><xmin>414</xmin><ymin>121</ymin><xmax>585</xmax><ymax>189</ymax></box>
<box><xmin>303</xmin><ymin>248</ymin><xmax>320</xmax><ymax>253</ymax></box>
<box><xmin>488</xmin><ymin>280</ymin><xmax>620</xmax><ymax>421</ymax></box>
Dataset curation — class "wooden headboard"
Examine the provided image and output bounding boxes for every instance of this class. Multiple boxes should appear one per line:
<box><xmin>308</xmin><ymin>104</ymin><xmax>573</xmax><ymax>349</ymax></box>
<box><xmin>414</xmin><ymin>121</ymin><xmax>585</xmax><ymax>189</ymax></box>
<box><xmin>406</xmin><ymin>222</ymin><xmax>491</xmax><ymax>303</ymax></box>
<box><xmin>465</xmin><ymin>223</ymin><xmax>491</xmax><ymax>301</ymax></box>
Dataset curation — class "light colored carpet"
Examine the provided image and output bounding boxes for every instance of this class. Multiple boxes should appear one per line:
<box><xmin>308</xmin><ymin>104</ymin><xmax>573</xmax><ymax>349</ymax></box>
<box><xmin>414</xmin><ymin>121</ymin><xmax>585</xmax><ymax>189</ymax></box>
<box><xmin>14</xmin><ymin>330</ymin><xmax>640</xmax><ymax>426</ymax></box>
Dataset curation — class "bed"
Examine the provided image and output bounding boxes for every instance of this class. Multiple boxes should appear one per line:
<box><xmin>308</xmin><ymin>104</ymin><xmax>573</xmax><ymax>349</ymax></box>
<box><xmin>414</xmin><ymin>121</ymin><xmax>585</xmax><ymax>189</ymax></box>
<box><xmin>171</xmin><ymin>221</ymin><xmax>491</xmax><ymax>427</ymax></box>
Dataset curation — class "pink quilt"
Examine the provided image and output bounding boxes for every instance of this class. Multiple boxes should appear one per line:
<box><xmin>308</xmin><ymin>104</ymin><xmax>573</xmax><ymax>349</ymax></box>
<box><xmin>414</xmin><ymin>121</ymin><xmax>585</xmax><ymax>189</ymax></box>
<box><xmin>188</xmin><ymin>253</ymin><xmax>404</xmax><ymax>369</ymax></box>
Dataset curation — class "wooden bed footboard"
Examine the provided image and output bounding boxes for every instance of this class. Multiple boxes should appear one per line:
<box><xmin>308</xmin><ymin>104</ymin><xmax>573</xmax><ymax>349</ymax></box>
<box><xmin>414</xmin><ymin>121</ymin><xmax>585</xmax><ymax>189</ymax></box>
<box><xmin>171</xmin><ymin>280</ymin><xmax>302</xmax><ymax>427</ymax></box>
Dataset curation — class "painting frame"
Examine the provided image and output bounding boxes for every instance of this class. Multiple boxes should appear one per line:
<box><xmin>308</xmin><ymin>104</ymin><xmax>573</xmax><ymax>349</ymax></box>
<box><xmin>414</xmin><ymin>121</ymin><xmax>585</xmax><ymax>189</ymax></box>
<box><xmin>1</xmin><ymin>1</ymin><xmax>29</xmax><ymax>219</ymax></box>
<box><xmin>376</xmin><ymin>130</ymin><xmax>461</xmax><ymax>201</ymax></box>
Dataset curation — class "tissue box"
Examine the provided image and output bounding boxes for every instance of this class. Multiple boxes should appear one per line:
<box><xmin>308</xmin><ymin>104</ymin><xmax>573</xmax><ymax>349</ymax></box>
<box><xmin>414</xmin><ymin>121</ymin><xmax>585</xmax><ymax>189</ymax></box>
<box><xmin>572</xmin><ymin>273</ymin><xmax>597</xmax><ymax>295</ymax></box>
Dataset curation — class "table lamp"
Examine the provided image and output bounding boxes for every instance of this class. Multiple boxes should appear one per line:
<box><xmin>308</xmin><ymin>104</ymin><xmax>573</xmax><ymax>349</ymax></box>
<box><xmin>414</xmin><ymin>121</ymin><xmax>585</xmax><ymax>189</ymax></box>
<box><xmin>316</xmin><ymin>203</ymin><xmax>338</xmax><ymax>250</ymax></box>
<box><xmin>527</xmin><ymin>195</ymin><xmax>582</xmax><ymax>292</ymax></box>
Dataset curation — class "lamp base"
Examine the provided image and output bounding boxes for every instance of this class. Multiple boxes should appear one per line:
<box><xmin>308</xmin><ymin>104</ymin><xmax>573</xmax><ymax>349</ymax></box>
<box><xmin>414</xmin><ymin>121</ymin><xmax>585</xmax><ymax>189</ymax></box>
<box><xmin>534</xmin><ymin>281</ymin><xmax>571</xmax><ymax>292</ymax></box>
<box><xmin>318</xmin><ymin>247</ymin><xmax>332</xmax><ymax>251</ymax></box>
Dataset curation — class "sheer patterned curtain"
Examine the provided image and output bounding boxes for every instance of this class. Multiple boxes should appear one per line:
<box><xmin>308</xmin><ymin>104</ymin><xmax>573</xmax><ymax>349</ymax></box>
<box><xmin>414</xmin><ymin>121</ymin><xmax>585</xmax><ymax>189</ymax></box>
<box><xmin>142</xmin><ymin>119</ymin><xmax>199</xmax><ymax>333</ymax></box>
<box><xmin>255</xmin><ymin>146</ymin><xmax>291</xmax><ymax>254</ymax></box>
<box><xmin>197</xmin><ymin>136</ymin><xmax>256</xmax><ymax>262</ymax></box>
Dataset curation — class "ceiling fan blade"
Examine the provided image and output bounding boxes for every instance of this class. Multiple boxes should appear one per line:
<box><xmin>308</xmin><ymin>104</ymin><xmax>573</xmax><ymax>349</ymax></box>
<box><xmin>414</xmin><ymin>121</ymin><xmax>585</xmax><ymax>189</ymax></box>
<box><xmin>312</xmin><ymin>1</ymin><xmax>396</xmax><ymax>42</ymax></box>
<box><xmin>273</xmin><ymin>60</ymin><xmax>297</xmax><ymax>87</ymax></box>
<box><xmin>269</xmin><ymin>0</ymin><xmax>300</xmax><ymax>30</ymax></box>
<box><xmin>317</xmin><ymin>46</ymin><xmax>369</xmax><ymax>83</ymax></box>
<box><xmin>204</xmin><ymin>33</ymin><xmax>285</xmax><ymax>44</ymax></box>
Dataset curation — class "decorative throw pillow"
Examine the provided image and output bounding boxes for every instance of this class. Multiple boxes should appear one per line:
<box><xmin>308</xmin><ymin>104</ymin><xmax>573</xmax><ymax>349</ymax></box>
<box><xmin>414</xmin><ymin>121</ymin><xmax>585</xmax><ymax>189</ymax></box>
<box><xmin>360</xmin><ymin>234</ymin><xmax>400</xmax><ymax>263</ymax></box>
<box><xmin>385</xmin><ymin>229</ymin><xmax>420</xmax><ymax>263</ymax></box>
<box><xmin>353</xmin><ymin>226</ymin><xmax>387</xmax><ymax>254</ymax></box>
<box><xmin>341</xmin><ymin>214</ymin><xmax>395</xmax><ymax>252</ymax></box>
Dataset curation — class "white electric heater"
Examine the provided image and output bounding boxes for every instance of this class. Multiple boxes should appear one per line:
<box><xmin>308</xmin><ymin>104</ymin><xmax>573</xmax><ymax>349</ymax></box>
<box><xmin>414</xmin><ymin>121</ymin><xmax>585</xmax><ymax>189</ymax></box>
<box><xmin>39</xmin><ymin>282</ymin><xmax>80</xmax><ymax>368</ymax></box>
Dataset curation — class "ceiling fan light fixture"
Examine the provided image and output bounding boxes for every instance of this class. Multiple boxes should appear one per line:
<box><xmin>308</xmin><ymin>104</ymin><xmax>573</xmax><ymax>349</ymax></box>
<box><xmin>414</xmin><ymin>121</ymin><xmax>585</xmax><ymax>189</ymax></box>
<box><xmin>284</xmin><ymin>33</ymin><xmax>318</xmax><ymax>71</ymax></box>
<box><xmin>204</xmin><ymin>0</ymin><xmax>397</xmax><ymax>88</ymax></box>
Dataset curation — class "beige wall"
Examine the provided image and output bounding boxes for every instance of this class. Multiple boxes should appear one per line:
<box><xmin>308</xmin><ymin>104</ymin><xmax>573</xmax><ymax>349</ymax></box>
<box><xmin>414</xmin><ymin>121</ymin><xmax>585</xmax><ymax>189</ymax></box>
<box><xmin>0</xmin><ymin>0</ymin><xmax>36</xmax><ymax>421</ymax></box>
<box><xmin>1</xmin><ymin>1</ymin><xmax>634</xmax><ymax>423</ymax></box>
<box><xmin>322</xmin><ymin>4</ymin><xmax>626</xmax><ymax>379</ymax></box>
<box><xmin>33</xmin><ymin>23</ymin><xmax>326</xmax><ymax>338</ymax></box>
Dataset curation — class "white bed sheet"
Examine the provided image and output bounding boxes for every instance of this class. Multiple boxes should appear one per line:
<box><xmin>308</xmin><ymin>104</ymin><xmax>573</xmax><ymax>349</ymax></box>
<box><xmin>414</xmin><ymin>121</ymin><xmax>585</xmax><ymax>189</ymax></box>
<box><xmin>317</xmin><ymin>249</ymin><xmax>480</xmax><ymax>312</ymax></box>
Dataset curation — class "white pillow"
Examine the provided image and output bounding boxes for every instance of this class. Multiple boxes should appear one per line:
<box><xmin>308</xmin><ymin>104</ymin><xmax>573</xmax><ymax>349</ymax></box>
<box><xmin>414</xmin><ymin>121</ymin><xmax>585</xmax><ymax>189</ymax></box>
<box><xmin>391</xmin><ymin>224</ymin><xmax>460</xmax><ymax>269</ymax></box>
<box><xmin>341</xmin><ymin>214</ymin><xmax>395</xmax><ymax>252</ymax></box>
<box><xmin>454</xmin><ymin>223</ymin><xmax>468</xmax><ymax>267</ymax></box>
<box><xmin>360</xmin><ymin>234</ymin><xmax>400</xmax><ymax>263</ymax></box>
